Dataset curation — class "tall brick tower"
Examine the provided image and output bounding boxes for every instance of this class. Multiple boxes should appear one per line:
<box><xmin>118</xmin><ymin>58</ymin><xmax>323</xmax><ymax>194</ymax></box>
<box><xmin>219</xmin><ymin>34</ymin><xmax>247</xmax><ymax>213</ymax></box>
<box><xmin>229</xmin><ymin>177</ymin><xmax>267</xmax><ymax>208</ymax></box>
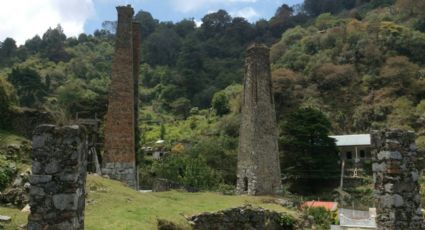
<box><xmin>236</xmin><ymin>44</ymin><xmax>282</xmax><ymax>195</ymax></box>
<box><xmin>103</xmin><ymin>5</ymin><xmax>140</xmax><ymax>189</ymax></box>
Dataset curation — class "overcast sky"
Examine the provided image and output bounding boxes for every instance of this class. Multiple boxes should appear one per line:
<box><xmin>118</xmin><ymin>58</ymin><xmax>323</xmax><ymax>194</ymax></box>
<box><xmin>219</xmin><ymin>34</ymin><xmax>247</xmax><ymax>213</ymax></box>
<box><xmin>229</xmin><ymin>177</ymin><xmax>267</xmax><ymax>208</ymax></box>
<box><xmin>0</xmin><ymin>0</ymin><xmax>303</xmax><ymax>45</ymax></box>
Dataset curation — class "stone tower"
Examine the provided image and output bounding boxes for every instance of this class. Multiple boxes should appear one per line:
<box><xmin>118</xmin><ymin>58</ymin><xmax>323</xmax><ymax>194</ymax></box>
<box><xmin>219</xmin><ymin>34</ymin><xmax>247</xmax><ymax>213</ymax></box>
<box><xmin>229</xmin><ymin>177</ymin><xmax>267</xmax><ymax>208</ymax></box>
<box><xmin>372</xmin><ymin>130</ymin><xmax>424</xmax><ymax>230</ymax></box>
<box><xmin>102</xmin><ymin>5</ymin><xmax>140</xmax><ymax>189</ymax></box>
<box><xmin>236</xmin><ymin>44</ymin><xmax>282</xmax><ymax>195</ymax></box>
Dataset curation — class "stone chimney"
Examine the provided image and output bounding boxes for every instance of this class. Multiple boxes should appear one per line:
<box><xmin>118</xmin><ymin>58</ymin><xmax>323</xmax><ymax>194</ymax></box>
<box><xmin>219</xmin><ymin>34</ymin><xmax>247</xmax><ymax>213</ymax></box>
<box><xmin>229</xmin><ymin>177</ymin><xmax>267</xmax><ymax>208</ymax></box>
<box><xmin>102</xmin><ymin>5</ymin><xmax>139</xmax><ymax>189</ymax></box>
<box><xmin>236</xmin><ymin>44</ymin><xmax>282</xmax><ymax>195</ymax></box>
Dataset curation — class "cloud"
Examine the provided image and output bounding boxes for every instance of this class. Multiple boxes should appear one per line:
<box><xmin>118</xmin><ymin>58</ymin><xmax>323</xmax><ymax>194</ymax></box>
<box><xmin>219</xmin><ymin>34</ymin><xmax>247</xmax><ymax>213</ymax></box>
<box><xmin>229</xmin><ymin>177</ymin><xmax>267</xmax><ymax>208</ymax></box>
<box><xmin>170</xmin><ymin>0</ymin><xmax>257</xmax><ymax>13</ymax></box>
<box><xmin>231</xmin><ymin>7</ymin><xmax>260</xmax><ymax>21</ymax></box>
<box><xmin>0</xmin><ymin>0</ymin><xmax>95</xmax><ymax>45</ymax></box>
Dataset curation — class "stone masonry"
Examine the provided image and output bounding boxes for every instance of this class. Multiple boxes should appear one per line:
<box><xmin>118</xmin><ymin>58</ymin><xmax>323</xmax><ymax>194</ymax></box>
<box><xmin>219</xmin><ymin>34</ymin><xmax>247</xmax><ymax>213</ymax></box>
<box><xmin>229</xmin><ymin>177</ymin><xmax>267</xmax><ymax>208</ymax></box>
<box><xmin>236</xmin><ymin>44</ymin><xmax>282</xmax><ymax>195</ymax></box>
<box><xmin>187</xmin><ymin>205</ymin><xmax>295</xmax><ymax>230</ymax></box>
<box><xmin>103</xmin><ymin>5</ymin><xmax>140</xmax><ymax>189</ymax></box>
<box><xmin>372</xmin><ymin>129</ymin><xmax>424</xmax><ymax>230</ymax></box>
<box><xmin>28</xmin><ymin>125</ymin><xmax>87</xmax><ymax>230</ymax></box>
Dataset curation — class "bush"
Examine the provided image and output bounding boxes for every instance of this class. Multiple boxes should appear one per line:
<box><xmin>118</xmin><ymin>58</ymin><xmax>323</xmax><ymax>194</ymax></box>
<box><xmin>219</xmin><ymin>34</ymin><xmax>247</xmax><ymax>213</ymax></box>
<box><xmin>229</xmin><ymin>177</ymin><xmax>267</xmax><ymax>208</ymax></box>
<box><xmin>152</xmin><ymin>153</ymin><xmax>222</xmax><ymax>190</ymax></box>
<box><xmin>305</xmin><ymin>207</ymin><xmax>334</xmax><ymax>230</ymax></box>
<box><xmin>0</xmin><ymin>156</ymin><xmax>17</xmax><ymax>191</ymax></box>
<box><xmin>279</xmin><ymin>213</ymin><xmax>296</xmax><ymax>229</ymax></box>
<box><xmin>212</xmin><ymin>91</ymin><xmax>230</xmax><ymax>116</ymax></box>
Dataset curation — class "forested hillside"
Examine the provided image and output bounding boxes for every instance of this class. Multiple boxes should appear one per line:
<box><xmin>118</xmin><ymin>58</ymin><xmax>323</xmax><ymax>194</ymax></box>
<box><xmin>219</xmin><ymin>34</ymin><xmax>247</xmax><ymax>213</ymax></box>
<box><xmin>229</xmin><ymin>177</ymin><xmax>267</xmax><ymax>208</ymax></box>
<box><xmin>1</xmin><ymin>0</ymin><xmax>425</xmax><ymax>192</ymax></box>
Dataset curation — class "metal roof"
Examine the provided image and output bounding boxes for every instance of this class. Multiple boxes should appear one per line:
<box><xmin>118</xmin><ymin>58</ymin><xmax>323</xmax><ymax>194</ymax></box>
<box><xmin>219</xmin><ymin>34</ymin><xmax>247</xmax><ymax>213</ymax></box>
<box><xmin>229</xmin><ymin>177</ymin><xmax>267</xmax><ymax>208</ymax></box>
<box><xmin>338</xmin><ymin>208</ymin><xmax>376</xmax><ymax>228</ymax></box>
<box><xmin>329</xmin><ymin>134</ymin><xmax>371</xmax><ymax>147</ymax></box>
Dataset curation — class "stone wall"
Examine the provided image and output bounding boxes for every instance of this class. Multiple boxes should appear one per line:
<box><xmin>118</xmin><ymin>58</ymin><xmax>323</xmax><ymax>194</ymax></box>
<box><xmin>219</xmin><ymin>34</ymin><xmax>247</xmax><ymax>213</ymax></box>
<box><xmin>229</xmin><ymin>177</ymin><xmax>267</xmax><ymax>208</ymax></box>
<box><xmin>28</xmin><ymin>125</ymin><xmax>87</xmax><ymax>230</ymax></box>
<box><xmin>103</xmin><ymin>5</ymin><xmax>139</xmax><ymax>189</ymax></box>
<box><xmin>9</xmin><ymin>108</ymin><xmax>53</xmax><ymax>138</ymax></box>
<box><xmin>187</xmin><ymin>205</ymin><xmax>295</xmax><ymax>230</ymax></box>
<box><xmin>236</xmin><ymin>44</ymin><xmax>282</xmax><ymax>195</ymax></box>
<box><xmin>372</xmin><ymin>129</ymin><xmax>424</xmax><ymax>230</ymax></box>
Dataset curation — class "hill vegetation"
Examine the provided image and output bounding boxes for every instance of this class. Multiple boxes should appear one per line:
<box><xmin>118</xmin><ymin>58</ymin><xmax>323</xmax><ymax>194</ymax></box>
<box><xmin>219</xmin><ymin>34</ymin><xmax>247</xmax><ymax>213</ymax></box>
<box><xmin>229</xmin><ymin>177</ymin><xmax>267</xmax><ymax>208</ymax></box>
<box><xmin>0</xmin><ymin>0</ymin><xmax>425</xmax><ymax>199</ymax></box>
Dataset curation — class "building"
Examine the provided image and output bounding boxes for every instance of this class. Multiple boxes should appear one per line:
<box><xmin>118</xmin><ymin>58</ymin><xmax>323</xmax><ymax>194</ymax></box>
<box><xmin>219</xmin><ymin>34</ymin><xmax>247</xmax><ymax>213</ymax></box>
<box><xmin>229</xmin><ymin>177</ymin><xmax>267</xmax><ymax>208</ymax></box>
<box><xmin>330</xmin><ymin>134</ymin><xmax>372</xmax><ymax>164</ymax></box>
<box><xmin>302</xmin><ymin>201</ymin><xmax>338</xmax><ymax>211</ymax></box>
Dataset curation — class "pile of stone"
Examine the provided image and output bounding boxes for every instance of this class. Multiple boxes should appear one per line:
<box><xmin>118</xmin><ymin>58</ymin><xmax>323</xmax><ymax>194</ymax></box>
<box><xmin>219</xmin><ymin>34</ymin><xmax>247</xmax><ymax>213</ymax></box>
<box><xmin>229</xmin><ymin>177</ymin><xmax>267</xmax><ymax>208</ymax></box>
<box><xmin>187</xmin><ymin>205</ymin><xmax>295</xmax><ymax>230</ymax></box>
<box><xmin>0</xmin><ymin>170</ymin><xmax>30</xmax><ymax>208</ymax></box>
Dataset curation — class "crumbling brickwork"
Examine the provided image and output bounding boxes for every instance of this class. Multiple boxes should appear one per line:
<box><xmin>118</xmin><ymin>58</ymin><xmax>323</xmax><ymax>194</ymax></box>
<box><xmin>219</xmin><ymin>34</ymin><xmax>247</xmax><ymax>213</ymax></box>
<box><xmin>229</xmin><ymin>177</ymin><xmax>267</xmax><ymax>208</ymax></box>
<box><xmin>28</xmin><ymin>125</ymin><xmax>87</xmax><ymax>230</ymax></box>
<box><xmin>236</xmin><ymin>44</ymin><xmax>282</xmax><ymax>195</ymax></box>
<box><xmin>103</xmin><ymin>5</ymin><xmax>139</xmax><ymax>189</ymax></box>
<box><xmin>372</xmin><ymin>129</ymin><xmax>424</xmax><ymax>230</ymax></box>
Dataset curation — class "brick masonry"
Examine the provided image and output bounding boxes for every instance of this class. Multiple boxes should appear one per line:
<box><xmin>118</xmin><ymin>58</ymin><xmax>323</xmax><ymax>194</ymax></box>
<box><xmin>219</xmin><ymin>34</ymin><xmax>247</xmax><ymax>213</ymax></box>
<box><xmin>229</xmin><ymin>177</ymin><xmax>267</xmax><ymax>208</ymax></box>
<box><xmin>28</xmin><ymin>125</ymin><xmax>87</xmax><ymax>230</ymax></box>
<box><xmin>372</xmin><ymin>129</ymin><xmax>424</xmax><ymax>230</ymax></box>
<box><xmin>103</xmin><ymin>5</ymin><xmax>140</xmax><ymax>189</ymax></box>
<box><xmin>236</xmin><ymin>44</ymin><xmax>282</xmax><ymax>195</ymax></box>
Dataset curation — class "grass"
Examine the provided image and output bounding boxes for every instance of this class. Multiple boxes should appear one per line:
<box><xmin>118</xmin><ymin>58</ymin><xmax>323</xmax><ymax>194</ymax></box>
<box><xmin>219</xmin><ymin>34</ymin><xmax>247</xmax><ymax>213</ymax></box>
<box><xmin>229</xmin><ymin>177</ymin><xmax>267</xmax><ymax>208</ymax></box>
<box><xmin>1</xmin><ymin>175</ymin><xmax>297</xmax><ymax>229</ymax></box>
<box><xmin>0</xmin><ymin>206</ymin><xmax>27</xmax><ymax>229</ymax></box>
<box><xmin>0</xmin><ymin>130</ymin><xmax>29</xmax><ymax>150</ymax></box>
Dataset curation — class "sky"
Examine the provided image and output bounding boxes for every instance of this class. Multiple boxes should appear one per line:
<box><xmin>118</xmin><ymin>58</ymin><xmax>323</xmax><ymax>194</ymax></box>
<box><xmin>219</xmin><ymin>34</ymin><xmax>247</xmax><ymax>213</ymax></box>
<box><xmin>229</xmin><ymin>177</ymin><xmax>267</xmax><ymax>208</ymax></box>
<box><xmin>0</xmin><ymin>0</ymin><xmax>303</xmax><ymax>45</ymax></box>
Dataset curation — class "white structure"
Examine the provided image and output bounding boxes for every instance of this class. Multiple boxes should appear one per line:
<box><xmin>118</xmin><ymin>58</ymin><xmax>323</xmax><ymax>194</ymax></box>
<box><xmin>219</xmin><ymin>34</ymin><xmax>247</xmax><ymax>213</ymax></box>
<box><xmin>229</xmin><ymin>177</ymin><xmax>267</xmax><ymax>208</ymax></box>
<box><xmin>330</xmin><ymin>134</ymin><xmax>371</xmax><ymax>163</ymax></box>
<box><xmin>331</xmin><ymin>208</ymin><xmax>376</xmax><ymax>230</ymax></box>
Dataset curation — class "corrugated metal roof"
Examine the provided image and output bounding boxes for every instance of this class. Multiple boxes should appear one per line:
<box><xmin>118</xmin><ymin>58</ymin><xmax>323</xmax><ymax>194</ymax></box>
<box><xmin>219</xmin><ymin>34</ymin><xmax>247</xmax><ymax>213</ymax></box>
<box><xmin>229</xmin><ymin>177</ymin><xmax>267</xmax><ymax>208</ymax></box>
<box><xmin>302</xmin><ymin>201</ymin><xmax>338</xmax><ymax>211</ymax></box>
<box><xmin>329</xmin><ymin>134</ymin><xmax>371</xmax><ymax>147</ymax></box>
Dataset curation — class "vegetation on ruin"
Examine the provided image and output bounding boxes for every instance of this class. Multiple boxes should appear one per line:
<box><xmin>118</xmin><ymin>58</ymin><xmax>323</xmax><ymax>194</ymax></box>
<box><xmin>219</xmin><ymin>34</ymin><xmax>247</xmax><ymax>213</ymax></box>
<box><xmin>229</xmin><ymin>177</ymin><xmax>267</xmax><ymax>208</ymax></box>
<box><xmin>0</xmin><ymin>175</ymin><xmax>297</xmax><ymax>229</ymax></box>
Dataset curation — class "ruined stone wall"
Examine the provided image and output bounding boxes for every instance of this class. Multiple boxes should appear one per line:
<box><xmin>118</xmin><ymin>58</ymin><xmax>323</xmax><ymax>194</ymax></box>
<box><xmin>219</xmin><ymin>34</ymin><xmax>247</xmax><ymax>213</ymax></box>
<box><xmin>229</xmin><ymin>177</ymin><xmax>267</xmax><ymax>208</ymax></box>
<box><xmin>28</xmin><ymin>125</ymin><xmax>87</xmax><ymax>230</ymax></box>
<box><xmin>187</xmin><ymin>205</ymin><xmax>294</xmax><ymax>230</ymax></box>
<box><xmin>236</xmin><ymin>44</ymin><xmax>282</xmax><ymax>195</ymax></box>
<box><xmin>372</xmin><ymin>129</ymin><xmax>424</xmax><ymax>230</ymax></box>
<box><xmin>103</xmin><ymin>6</ymin><xmax>138</xmax><ymax>189</ymax></box>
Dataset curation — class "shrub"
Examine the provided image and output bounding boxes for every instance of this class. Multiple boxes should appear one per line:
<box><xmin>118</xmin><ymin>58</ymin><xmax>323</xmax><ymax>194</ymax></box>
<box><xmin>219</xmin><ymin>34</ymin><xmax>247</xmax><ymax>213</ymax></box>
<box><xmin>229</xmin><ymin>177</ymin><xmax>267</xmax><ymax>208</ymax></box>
<box><xmin>0</xmin><ymin>156</ymin><xmax>16</xmax><ymax>191</ymax></box>
<box><xmin>305</xmin><ymin>207</ymin><xmax>334</xmax><ymax>230</ymax></box>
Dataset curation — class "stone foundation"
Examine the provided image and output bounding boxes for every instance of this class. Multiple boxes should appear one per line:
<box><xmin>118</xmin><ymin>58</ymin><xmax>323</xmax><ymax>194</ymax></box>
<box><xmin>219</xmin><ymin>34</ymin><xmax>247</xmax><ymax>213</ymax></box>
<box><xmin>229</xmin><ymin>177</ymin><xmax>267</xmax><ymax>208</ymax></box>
<box><xmin>102</xmin><ymin>162</ymin><xmax>137</xmax><ymax>188</ymax></box>
<box><xmin>372</xmin><ymin>129</ymin><xmax>424</xmax><ymax>230</ymax></box>
<box><xmin>28</xmin><ymin>125</ymin><xmax>87</xmax><ymax>230</ymax></box>
<box><xmin>187</xmin><ymin>205</ymin><xmax>294</xmax><ymax>230</ymax></box>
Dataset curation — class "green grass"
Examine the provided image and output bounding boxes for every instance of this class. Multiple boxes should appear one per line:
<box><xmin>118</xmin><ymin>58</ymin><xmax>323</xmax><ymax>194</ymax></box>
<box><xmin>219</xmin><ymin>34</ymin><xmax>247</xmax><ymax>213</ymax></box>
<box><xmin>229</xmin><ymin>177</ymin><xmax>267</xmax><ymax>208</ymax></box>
<box><xmin>0</xmin><ymin>206</ymin><xmax>27</xmax><ymax>229</ymax></box>
<box><xmin>1</xmin><ymin>175</ymin><xmax>297</xmax><ymax>229</ymax></box>
<box><xmin>0</xmin><ymin>130</ymin><xmax>28</xmax><ymax>150</ymax></box>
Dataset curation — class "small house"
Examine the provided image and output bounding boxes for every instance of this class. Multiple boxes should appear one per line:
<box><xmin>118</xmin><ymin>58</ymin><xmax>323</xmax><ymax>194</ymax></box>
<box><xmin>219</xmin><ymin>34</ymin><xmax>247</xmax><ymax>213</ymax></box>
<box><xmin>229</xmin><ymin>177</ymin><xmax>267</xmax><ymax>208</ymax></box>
<box><xmin>330</xmin><ymin>134</ymin><xmax>372</xmax><ymax>164</ymax></box>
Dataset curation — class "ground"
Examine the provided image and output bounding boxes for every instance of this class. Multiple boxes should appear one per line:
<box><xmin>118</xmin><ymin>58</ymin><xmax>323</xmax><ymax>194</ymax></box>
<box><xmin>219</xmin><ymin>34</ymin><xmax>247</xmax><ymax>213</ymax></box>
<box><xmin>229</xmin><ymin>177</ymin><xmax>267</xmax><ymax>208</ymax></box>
<box><xmin>0</xmin><ymin>175</ymin><xmax>296</xmax><ymax>229</ymax></box>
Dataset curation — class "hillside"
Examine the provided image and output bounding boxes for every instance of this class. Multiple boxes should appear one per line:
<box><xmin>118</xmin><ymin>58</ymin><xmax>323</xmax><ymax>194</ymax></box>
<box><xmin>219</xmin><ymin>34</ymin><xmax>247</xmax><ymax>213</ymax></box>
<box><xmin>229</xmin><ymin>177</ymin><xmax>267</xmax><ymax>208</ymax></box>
<box><xmin>1</xmin><ymin>0</ymin><xmax>425</xmax><ymax>218</ymax></box>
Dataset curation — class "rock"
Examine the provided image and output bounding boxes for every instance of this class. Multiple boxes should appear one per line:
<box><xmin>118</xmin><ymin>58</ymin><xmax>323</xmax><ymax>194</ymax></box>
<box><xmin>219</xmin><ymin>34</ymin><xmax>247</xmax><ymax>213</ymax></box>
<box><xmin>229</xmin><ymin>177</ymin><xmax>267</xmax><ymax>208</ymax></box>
<box><xmin>53</xmin><ymin>194</ymin><xmax>79</xmax><ymax>211</ymax></box>
<box><xmin>29</xmin><ymin>175</ymin><xmax>52</xmax><ymax>184</ymax></box>
<box><xmin>0</xmin><ymin>216</ymin><xmax>11</xmax><ymax>222</ymax></box>
<box><xmin>21</xmin><ymin>204</ymin><xmax>30</xmax><ymax>213</ymax></box>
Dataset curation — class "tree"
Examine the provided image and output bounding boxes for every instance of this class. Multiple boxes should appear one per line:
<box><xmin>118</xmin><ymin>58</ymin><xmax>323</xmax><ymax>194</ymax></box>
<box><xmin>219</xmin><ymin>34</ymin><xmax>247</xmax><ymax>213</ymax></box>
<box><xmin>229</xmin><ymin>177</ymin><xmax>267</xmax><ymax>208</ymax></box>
<box><xmin>41</xmin><ymin>25</ymin><xmax>69</xmax><ymax>62</ymax></box>
<box><xmin>303</xmin><ymin>0</ymin><xmax>343</xmax><ymax>16</ymax></box>
<box><xmin>134</xmin><ymin>10</ymin><xmax>158</xmax><ymax>38</ymax></box>
<box><xmin>0</xmin><ymin>38</ymin><xmax>17</xmax><ymax>65</ymax></box>
<box><xmin>175</xmin><ymin>19</ymin><xmax>196</xmax><ymax>38</ymax></box>
<box><xmin>7</xmin><ymin>67</ymin><xmax>47</xmax><ymax>107</ymax></box>
<box><xmin>201</xmin><ymin>10</ymin><xmax>232</xmax><ymax>38</ymax></box>
<box><xmin>212</xmin><ymin>91</ymin><xmax>230</xmax><ymax>116</ymax></box>
<box><xmin>280</xmin><ymin>107</ymin><xmax>339</xmax><ymax>193</ymax></box>
<box><xmin>24</xmin><ymin>35</ymin><xmax>42</xmax><ymax>54</ymax></box>
<box><xmin>144</xmin><ymin>28</ymin><xmax>181</xmax><ymax>66</ymax></box>
<box><xmin>170</xmin><ymin>97</ymin><xmax>191</xmax><ymax>119</ymax></box>
<box><xmin>0</xmin><ymin>77</ymin><xmax>17</xmax><ymax>128</ymax></box>
<box><xmin>269</xmin><ymin>4</ymin><xmax>294</xmax><ymax>37</ymax></box>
